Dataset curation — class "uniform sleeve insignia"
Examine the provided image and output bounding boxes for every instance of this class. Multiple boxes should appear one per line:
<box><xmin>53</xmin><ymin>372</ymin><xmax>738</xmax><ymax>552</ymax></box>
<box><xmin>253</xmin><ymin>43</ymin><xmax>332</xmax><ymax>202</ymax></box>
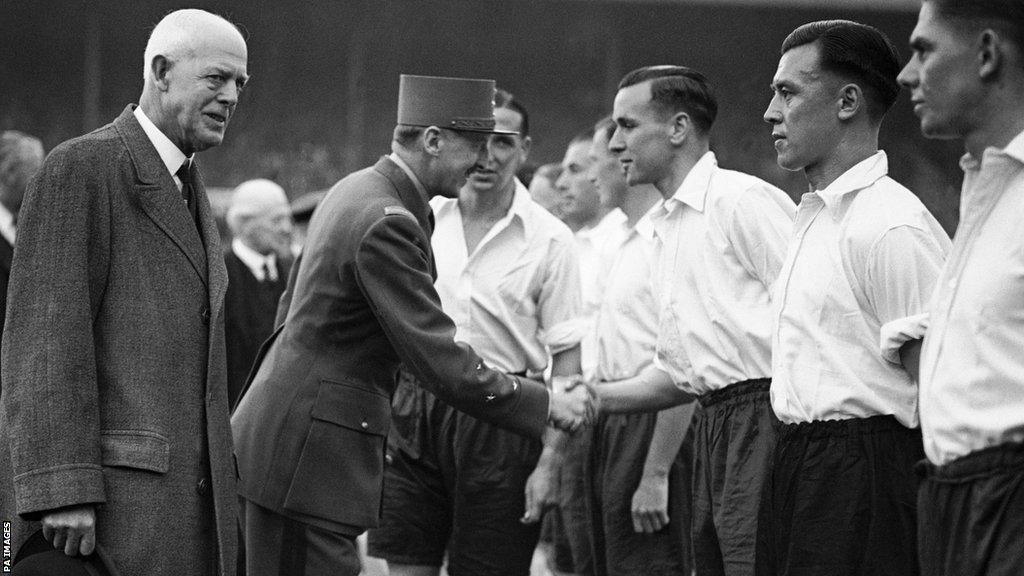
<box><xmin>384</xmin><ymin>205</ymin><xmax>417</xmax><ymax>222</ymax></box>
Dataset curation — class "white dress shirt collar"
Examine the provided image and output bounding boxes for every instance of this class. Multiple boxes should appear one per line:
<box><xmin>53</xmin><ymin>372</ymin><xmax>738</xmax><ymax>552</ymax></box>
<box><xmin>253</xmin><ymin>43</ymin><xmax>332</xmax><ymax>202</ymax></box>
<box><xmin>667</xmin><ymin>150</ymin><xmax>717</xmax><ymax>213</ymax></box>
<box><xmin>0</xmin><ymin>202</ymin><xmax>16</xmax><ymax>246</ymax></box>
<box><xmin>959</xmin><ymin>129</ymin><xmax>1024</xmax><ymax>173</ymax></box>
<box><xmin>134</xmin><ymin>106</ymin><xmax>190</xmax><ymax>179</ymax></box>
<box><xmin>814</xmin><ymin>151</ymin><xmax>888</xmax><ymax>218</ymax></box>
<box><xmin>232</xmin><ymin>238</ymin><xmax>278</xmax><ymax>282</ymax></box>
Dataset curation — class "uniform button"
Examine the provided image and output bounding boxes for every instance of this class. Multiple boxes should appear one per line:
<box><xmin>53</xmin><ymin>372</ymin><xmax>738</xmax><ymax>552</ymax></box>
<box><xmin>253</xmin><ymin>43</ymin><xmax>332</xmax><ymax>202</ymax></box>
<box><xmin>361</xmin><ymin>421</ymin><xmax>369</xmax><ymax>429</ymax></box>
<box><xmin>196</xmin><ymin>477</ymin><xmax>209</xmax><ymax>496</ymax></box>
<box><xmin>385</xmin><ymin>454</ymin><xmax>394</xmax><ymax>466</ymax></box>
<box><xmin>201</xmin><ymin>308</ymin><xmax>211</xmax><ymax>324</ymax></box>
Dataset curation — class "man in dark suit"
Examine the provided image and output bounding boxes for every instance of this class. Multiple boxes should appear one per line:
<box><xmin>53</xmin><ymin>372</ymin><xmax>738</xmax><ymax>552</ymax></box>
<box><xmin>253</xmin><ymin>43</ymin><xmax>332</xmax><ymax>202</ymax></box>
<box><xmin>231</xmin><ymin>74</ymin><xmax>596</xmax><ymax>576</ymax></box>
<box><xmin>0</xmin><ymin>9</ymin><xmax>248</xmax><ymax>576</ymax></box>
<box><xmin>223</xmin><ymin>179</ymin><xmax>293</xmax><ymax>407</ymax></box>
<box><xmin>0</xmin><ymin>130</ymin><xmax>44</xmax><ymax>397</ymax></box>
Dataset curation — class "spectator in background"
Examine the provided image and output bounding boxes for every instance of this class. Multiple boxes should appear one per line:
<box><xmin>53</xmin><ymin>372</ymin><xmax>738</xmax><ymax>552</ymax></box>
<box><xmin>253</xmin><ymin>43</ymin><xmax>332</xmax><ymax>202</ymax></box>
<box><xmin>223</xmin><ymin>178</ymin><xmax>293</xmax><ymax>407</ymax></box>
<box><xmin>585</xmin><ymin>115</ymin><xmax>696</xmax><ymax>576</ymax></box>
<box><xmin>1</xmin><ymin>9</ymin><xmax>248</xmax><ymax>575</ymax></box>
<box><xmin>0</xmin><ymin>130</ymin><xmax>44</xmax><ymax>396</ymax></box>
<box><xmin>529</xmin><ymin>162</ymin><xmax>565</xmax><ymax>219</ymax></box>
<box><xmin>760</xmin><ymin>20</ymin><xmax>950</xmax><ymax>576</ymax></box>
<box><xmin>369</xmin><ymin>89</ymin><xmax>583</xmax><ymax>576</ymax></box>
<box><xmin>896</xmin><ymin>2</ymin><xmax>1024</xmax><ymax>574</ymax></box>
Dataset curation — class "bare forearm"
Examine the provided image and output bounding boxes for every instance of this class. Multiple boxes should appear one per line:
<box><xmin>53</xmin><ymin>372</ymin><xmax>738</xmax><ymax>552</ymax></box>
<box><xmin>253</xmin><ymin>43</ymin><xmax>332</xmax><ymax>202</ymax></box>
<box><xmin>641</xmin><ymin>401</ymin><xmax>697</xmax><ymax>478</ymax></box>
<box><xmin>598</xmin><ymin>365</ymin><xmax>694</xmax><ymax>413</ymax></box>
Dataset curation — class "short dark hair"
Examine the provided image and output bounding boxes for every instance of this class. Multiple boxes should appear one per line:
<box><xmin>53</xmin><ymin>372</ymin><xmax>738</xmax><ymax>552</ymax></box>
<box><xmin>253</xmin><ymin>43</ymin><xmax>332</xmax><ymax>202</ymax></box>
<box><xmin>393</xmin><ymin>125</ymin><xmax>424</xmax><ymax>147</ymax></box>
<box><xmin>617</xmin><ymin>66</ymin><xmax>718</xmax><ymax>134</ymax></box>
<box><xmin>495</xmin><ymin>88</ymin><xmax>530</xmax><ymax>137</ymax></box>
<box><xmin>929</xmin><ymin>0</ymin><xmax>1024</xmax><ymax>56</ymax></box>
<box><xmin>593</xmin><ymin>116</ymin><xmax>616</xmax><ymax>142</ymax></box>
<box><xmin>782</xmin><ymin>20</ymin><xmax>901</xmax><ymax>120</ymax></box>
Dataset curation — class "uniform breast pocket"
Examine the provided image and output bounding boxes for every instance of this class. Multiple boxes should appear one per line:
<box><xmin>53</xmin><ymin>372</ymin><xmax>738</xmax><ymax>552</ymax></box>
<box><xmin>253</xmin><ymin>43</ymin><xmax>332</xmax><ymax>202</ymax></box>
<box><xmin>283</xmin><ymin>379</ymin><xmax>391</xmax><ymax>528</ymax></box>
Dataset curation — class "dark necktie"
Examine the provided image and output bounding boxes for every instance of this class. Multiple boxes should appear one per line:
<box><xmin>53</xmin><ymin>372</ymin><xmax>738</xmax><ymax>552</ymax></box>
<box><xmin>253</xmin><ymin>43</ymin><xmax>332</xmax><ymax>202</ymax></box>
<box><xmin>262</xmin><ymin>261</ymin><xmax>274</xmax><ymax>283</ymax></box>
<box><xmin>176</xmin><ymin>160</ymin><xmax>200</xmax><ymax>232</ymax></box>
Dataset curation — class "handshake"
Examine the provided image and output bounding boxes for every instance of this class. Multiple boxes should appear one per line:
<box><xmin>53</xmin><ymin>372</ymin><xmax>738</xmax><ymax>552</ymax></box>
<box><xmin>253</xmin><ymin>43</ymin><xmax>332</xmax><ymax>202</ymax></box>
<box><xmin>547</xmin><ymin>375</ymin><xmax>600</xmax><ymax>433</ymax></box>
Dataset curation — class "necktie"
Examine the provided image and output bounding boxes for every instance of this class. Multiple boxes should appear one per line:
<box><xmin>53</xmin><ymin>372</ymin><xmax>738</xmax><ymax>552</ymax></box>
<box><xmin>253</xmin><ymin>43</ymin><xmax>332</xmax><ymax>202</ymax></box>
<box><xmin>176</xmin><ymin>160</ymin><xmax>200</xmax><ymax>232</ymax></box>
<box><xmin>262</xmin><ymin>261</ymin><xmax>274</xmax><ymax>283</ymax></box>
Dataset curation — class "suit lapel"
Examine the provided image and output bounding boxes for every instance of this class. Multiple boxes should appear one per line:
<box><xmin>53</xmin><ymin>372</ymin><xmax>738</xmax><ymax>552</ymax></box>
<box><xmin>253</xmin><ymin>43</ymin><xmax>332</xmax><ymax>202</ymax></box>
<box><xmin>194</xmin><ymin>163</ymin><xmax>228</xmax><ymax>319</ymax></box>
<box><xmin>115</xmin><ymin>105</ymin><xmax>209</xmax><ymax>287</ymax></box>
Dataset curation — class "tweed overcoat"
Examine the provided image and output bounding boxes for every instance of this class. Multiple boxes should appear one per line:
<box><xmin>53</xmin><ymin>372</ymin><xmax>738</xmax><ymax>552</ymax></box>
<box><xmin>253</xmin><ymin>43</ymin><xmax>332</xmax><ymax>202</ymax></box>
<box><xmin>232</xmin><ymin>156</ymin><xmax>550</xmax><ymax>537</ymax></box>
<box><xmin>0</xmin><ymin>105</ymin><xmax>236</xmax><ymax>576</ymax></box>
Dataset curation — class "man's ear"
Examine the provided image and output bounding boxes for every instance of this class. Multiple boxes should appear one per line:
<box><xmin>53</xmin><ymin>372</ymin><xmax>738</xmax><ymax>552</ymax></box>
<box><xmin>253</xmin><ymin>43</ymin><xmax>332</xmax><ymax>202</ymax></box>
<box><xmin>837</xmin><ymin>83</ymin><xmax>863</xmax><ymax>121</ymax></box>
<box><xmin>668</xmin><ymin>112</ymin><xmax>691</xmax><ymax>146</ymax></box>
<box><xmin>150</xmin><ymin>55</ymin><xmax>173</xmax><ymax>91</ymax></box>
<box><xmin>519</xmin><ymin>135</ymin><xmax>533</xmax><ymax>163</ymax></box>
<box><xmin>422</xmin><ymin>126</ymin><xmax>443</xmax><ymax>157</ymax></box>
<box><xmin>978</xmin><ymin>28</ymin><xmax>1004</xmax><ymax>81</ymax></box>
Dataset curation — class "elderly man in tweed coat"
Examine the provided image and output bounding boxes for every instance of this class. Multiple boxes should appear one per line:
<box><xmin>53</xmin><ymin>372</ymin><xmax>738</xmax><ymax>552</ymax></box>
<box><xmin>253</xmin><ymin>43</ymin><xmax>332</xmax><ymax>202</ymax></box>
<box><xmin>0</xmin><ymin>9</ymin><xmax>248</xmax><ymax>576</ymax></box>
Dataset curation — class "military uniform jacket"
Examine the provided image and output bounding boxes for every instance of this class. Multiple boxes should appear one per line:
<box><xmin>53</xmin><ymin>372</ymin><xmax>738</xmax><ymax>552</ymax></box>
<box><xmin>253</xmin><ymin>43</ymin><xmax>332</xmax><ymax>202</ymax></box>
<box><xmin>0</xmin><ymin>105</ymin><xmax>237</xmax><ymax>576</ymax></box>
<box><xmin>231</xmin><ymin>156</ymin><xmax>549</xmax><ymax>536</ymax></box>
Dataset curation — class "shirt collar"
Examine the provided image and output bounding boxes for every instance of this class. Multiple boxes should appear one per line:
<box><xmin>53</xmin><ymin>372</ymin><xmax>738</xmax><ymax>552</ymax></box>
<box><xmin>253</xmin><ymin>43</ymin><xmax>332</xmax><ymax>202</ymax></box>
<box><xmin>388</xmin><ymin>152</ymin><xmax>431</xmax><ymax>201</ymax></box>
<box><xmin>133</xmin><ymin>106</ymin><xmax>190</xmax><ymax>176</ymax></box>
<box><xmin>668</xmin><ymin>150</ymin><xmax>717</xmax><ymax>213</ymax></box>
<box><xmin>634</xmin><ymin>201</ymin><xmax>661</xmax><ymax>241</ymax></box>
<box><xmin>577</xmin><ymin>208</ymin><xmax>627</xmax><ymax>240</ymax></box>
<box><xmin>960</xmin><ymin>128</ymin><xmax>1024</xmax><ymax>173</ymax></box>
<box><xmin>814</xmin><ymin>151</ymin><xmax>888</xmax><ymax>218</ymax></box>
<box><xmin>232</xmin><ymin>237</ymin><xmax>277</xmax><ymax>279</ymax></box>
<box><xmin>0</xmin><ymin>203</ymin><xmax>15</xmax><ymax>245</ymax></box>
<box><xmin>433</xmin><ymin>178</ymin><xmax>537</xmax><ymax>238</ymax></box>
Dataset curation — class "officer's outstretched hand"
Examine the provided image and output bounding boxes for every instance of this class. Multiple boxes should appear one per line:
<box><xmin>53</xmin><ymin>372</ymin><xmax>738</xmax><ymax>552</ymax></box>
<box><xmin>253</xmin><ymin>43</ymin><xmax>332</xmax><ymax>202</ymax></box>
<box><xmin>548</xmin><ymin>375</ymin><xmax>598</xmax><ymax>432</ymax></box>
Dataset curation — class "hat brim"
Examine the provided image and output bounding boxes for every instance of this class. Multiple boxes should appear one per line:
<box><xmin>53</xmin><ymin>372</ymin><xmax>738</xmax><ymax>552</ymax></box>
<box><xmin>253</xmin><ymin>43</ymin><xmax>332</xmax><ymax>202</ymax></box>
<box><xmin>446</xmin><ymin>126</ymin><xmax>519</xmax><ymax>136</ymax></box>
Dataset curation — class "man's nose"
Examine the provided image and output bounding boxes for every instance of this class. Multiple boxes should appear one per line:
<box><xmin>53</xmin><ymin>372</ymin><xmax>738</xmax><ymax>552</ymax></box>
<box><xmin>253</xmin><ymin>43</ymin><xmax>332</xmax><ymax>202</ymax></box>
<box><xmin>763</xmin><ymin>95</ymin><xmax>782</xmax><ymax>125</ymax></box>
<box><xmin>897</xmin><ymin>61</ymin><xmax>918</xmax><ymax>89</ymax></box>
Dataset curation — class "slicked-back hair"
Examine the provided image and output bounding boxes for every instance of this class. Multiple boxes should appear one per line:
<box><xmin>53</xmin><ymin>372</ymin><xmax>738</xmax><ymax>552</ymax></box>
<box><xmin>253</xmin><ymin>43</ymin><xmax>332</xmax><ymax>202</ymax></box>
<box><xmin>495</xmin><ymin>88</ymin><xmax>530</xmax><ymax>137</ymax></box>
<box><xmin>617</xmin><ymin>66</ymin><xmax>718</xmax><ymax>134</ymax></box>
<box><xmin>782</xmin><ymin>20</ymin><xmax>901</xmax><ymax>121</ymax></box>
<box><xmin>929</xmin><ymin>0</ymin><xmax>1024</xmax><ymax>60</ymax></box>
<box><xmin>594</xmin><ymin>116</ymin><xmax>616</xmax><ymax>142</ymax></box>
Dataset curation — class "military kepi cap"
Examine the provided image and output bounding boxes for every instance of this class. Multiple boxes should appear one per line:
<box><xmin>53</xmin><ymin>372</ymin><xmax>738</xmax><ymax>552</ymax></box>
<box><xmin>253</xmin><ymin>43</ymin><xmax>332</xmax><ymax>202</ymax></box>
<box><xmin>397</xmin><ymin>74</ymin><xmax>517</xmax><ymax>135</ymax></box>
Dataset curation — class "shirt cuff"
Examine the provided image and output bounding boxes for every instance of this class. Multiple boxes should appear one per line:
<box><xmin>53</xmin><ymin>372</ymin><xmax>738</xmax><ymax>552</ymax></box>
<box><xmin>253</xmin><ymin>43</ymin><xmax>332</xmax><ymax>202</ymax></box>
<box><xmin>879</xmin><ymin>313</ymin><xmax>930</xmax><ymax>365</ymax></box>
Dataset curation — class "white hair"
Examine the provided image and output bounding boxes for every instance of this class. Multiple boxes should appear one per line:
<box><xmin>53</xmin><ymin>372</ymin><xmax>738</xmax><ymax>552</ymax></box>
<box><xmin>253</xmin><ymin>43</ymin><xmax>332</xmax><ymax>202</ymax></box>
<box><xmin>226</xmin><ymin>179</ymin><xmax>290</xmax><ymax>234</ymax></box>
<box><xmin>142</xmin><ymin>9</ymin><xmax>241</xmax><ymax>82</ymax></box>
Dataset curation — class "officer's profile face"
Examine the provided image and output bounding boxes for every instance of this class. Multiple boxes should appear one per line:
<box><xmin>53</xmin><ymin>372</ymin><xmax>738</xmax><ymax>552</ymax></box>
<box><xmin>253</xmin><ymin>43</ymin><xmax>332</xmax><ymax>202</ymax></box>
<box><xmin>436</xmin><ymin>129</ymin><xmax>488</xmax><ymax>198</ymax></box>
